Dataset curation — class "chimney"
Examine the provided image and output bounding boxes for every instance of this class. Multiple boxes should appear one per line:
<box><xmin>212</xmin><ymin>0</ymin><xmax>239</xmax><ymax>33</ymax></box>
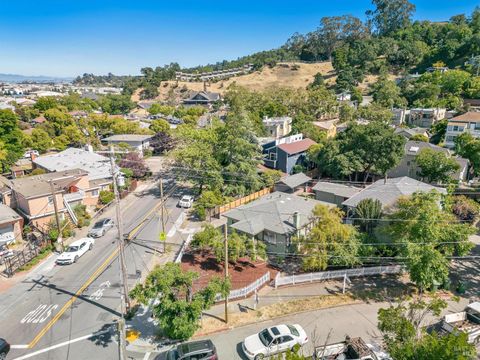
<box><xmin>30</xmin><ymin>152</ymin><xmax>37</xmax><ymax>161</ymax></box>
<box><xmin>293</xmin><ymin>211</ymin><xmax>300</xmax><ymax>229</ymax></box>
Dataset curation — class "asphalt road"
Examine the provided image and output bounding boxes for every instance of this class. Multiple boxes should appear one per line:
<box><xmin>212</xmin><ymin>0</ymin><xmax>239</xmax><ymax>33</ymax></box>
<box><xmin>1</xmin><ymin>179</ymin><xmax>186</xmax><ymax>360</ymax></box>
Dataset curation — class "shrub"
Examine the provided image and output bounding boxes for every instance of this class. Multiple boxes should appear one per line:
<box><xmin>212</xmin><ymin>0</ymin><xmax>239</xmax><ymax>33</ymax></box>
<box><xmin>121</xmin><ymin>168</ymin><xmax>134</xmax><ymax>178</ymax></box>
<box><xmin>452</xmin><ymin>196</ymin><xmax>480</xmax><ymax>222</ymax></box>
<box><xmin>99</xmin><ymin>190</ymin><xmax>115</xmax><ymax>205</ymax></box>
<box><xmin>31</xmin><ymin>168</ymin><xmax>46</xmax><ymax>176</ymax></box>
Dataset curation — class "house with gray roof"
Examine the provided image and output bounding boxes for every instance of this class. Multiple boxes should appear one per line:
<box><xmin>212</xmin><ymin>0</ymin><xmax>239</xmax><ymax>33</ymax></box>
<box><xmin>275</xmin><ymin>173</ymin><xmax>311</xmax><ymax>193</ymax></box>
<box><xmin>103</xmin><ymin>134</ymin><xmax>153</xmax><ymax>156</ymax></box>
<box><xmin>312</xmin><ymin>182</ymin><xmax>361</xmax><ymax>206</ymax></box>
<box><xmin>387</xmin><ymin>141</ymin><xmax>468</xmax><ymax>183</ymax></box>
<box><xmin>223</xmin><ymin>192</ymin><xmax>332</xmax><ymax>256</ymax></box>
<box><xmin>394</xmin><ymin>127</ymin><xmax>429</xmax><ymax>139</ymax></box>
<box><xmin>183</xmin><ymin>91</ymin><xmax>220</xmax><ymax>106</ymax></box>
<box><xmin>342</xmin><ymin>176</ymin><xmax>447</xmax><ymax>215</ymax></box>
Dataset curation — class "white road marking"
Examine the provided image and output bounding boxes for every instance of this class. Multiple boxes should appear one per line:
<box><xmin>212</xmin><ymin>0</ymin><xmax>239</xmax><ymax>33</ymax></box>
<box><xmin>11</xmin><ymin>329</ymin><xmax>111</xmax><ymax>360</ymax></box>
<box><xmin>10</xmin><ymin>345</ymin><xmax>29</xmax><ymax>349</ymax></box>
<box><xmin>87</xmin><ymin>280</ymin><xmax>111</xmax><ymax>301</ymax></box>
<box><xmin>143</xmin><ymin>352</ymin><xmax>151</xmax><ymax>360</ymax></box>
<box><xmin>21</xmin><ymin>304</ymin><xmax>59</xmax><ymax>324</ymax></box>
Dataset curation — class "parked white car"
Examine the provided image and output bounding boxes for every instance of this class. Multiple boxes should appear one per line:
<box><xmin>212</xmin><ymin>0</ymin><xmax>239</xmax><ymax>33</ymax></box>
<box><xmin>242</xmin><ymin>324</ymin><xmax>308</xmax><ymax>360</ymax></box>
<box><xmin>178</xmin><ymin>195</ymin><xmax>194</xmax><ymax>208</ymax></box>
<box><xmin>23</xmin><ymin>149</ymin><xmax>39</xmax><ymax>158</ymax></box>
<box><xmin>56</xmin><ymin>238</ymin><xmax>95</xmax><ymax>265</ymax></box>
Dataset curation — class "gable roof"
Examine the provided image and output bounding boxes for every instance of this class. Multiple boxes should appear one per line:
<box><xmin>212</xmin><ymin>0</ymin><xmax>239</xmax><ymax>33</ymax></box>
<box><xmin>33</xmin><ymin>147</ymin><xmax>113</xmax><ymax>180</ymax></box>
<box><xmin>10</xmin><ymin>168</ymin><xmax>88</xmax><ymax>199</ymax></box>
<box><xmin>342</xmin><ymin>176</ymin><xmax>447</xmax><ymax>209</ymax></box>
<box><xmin>312</xmin><ymin>182</ymin><xmax>361</xmax><ymax>198</ymax></box>
<box><xmin>278</xmin><ymin>173</ymin><xmax>311</xmax><ymax>190</ymax></box>
<box><xmin>277</xmin><ymin>138</ymin><xmax>317</xmax><ymax>155</ymax></box>
<box><xmin>450</xmin><ymin>111</ymin><xmax>480</xmax><ymax>123</ymax></box>
<box><xmin>312</xmin><ymin>120</ymin><xmax>337</xmax><ymax>131</ymax></box>
<box><xmin>394</xmin><ymin>127</ymin><xmax>429</xmax><ymax>138</ymax></box>
<box><xmin>185</xmin><ymin>91</ymin><xmax>220</xmax><ymax>102</ymax></box>
<box><xmin>224</xmin><ymin>192</ymin><xmax>331</xmax><ymax>236</ymax></box>
<box><xmin>404</xmin><ymin>141</ymin><xmax>450</xmax><ymax>156</ymax></box>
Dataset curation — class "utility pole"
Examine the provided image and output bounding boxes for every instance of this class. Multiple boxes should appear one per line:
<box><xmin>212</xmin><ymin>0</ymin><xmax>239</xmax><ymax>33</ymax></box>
<box><xmin>48</xmin><ymin>180</ymin><xmax>64</xmax><ymax>251</ymax></box>
<box><xmin>109</xmin><ymin>146</ymin><xmax>129</xmax><ymax>360</ymax></box>
<box><xmin>159</xmin><ymin>178</ymin><xmax>166</xmax><ymax>253</ymax></box>
<box><xmin>224</xmin><ymin>224</ymin><xmax>229</xmax><ymax>324</ymax></box>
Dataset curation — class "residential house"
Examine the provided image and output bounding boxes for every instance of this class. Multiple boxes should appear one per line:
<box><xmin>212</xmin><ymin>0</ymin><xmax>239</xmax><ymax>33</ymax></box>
<box><xmin>408</xmin><ymin>108</ymin><xmax>446</xmax><ymax>128</ymax></box>
<box><xmin>103</xmin><ymin>134</ymin><xmax>153</xmax><ymax>156</ymax></box>
<box><xmin>342</xmin><ymin>177</ymin><xmax>447</xmax><ymax>216</ymax></box>
<box><xmin>394</xmin><ymin>127</ymin><xmax>429</xmax><ymax>140</ymax></box>
<box><xmin>392</xmin><ymin>109</ymin><xmax>410</xmax><ymax>126</ymax></box>
<box><xmin>0</xmin><ymin>204</ymin><xmax>23</xmax><ymax>245</ymax></box>
<box><xmin>183</xmin><ymin>91</ymin><xmax>220</xmax><ymax>106</ymax></box>
<box><xmin>313</xmin><ymin>120</ymin><xmax>337</xmax><ymax>138</ymax></box>
<box><xmin>445</xmin><ymin>112</ymin><xmax>480</xmax><ymax>148</ymax></box>
<box><xmin>31</xmin><ymin>115</ymin><xmax>46</xmax><ymax>126</ymax></box>
<box><xmin>223</xmin><ymin>192</ymin><xmax>332</xmax><ymax>256</ymax></box>
<box><xmin>388</xmin><ymin>141</ymin><xmax>468</xmax><ymax>182</ymax></box>
<box><xmin>275</xmin><ymin>173</ymin><xmax>311</xmax><ymax>193</ymax></box>
<box><xmin>0</xmin><ymin>169</ymin><xmax>96</xmax><ymax>230</ymax></box>
<box><xmin>262</xmin><ymin>134</ymin><xmax>316</xmax><ymax>174</ymax></box>
<box><xmin>11</xmin><ymin>158</ymin><xmax>34</xmax><ymax>178</ymax></box>
<box><xmin>312</xmin><ymin>182</ymin><xmax>361</xmax><ymax>207</ymax></box>
<box><xmin>262</xmin><ymin>116</ymin><xmax>292</xmax><ymax>138</ymax></box>
<box><xmin>463</xmin><ymin>99</ymin><xmax>480</xmax><ymax>111</ymax></box>
<box><xmin>32</xmin><ymin>147</ymin><xmax>113</xmax><ymax>203</ymax></box>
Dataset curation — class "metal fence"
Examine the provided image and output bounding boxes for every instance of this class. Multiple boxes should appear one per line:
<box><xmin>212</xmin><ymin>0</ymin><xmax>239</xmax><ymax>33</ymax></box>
<box><xmin>274</xmin><ymin>265</ymin><xmax>403</xmax><ymax>288</ymax></box>
<box><xmin>2</xmin><ymin>241</ymin><xmax>49</xmax><ymax>277</ymax></box>
<box><xmin>215</xmin><ymin>271</ymin><xmax>271</xmax><ymax>302</ymax></box>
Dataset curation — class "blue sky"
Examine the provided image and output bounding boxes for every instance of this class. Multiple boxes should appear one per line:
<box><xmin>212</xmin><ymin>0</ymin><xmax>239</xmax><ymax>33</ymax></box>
<box><xmin>1</xmin><ymin>1</ymin><xmax>478</xmax><ymax>77</ymax></box>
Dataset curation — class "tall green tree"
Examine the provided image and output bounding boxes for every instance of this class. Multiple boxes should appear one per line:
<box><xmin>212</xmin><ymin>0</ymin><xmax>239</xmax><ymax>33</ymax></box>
<box><xmin>386</xmin><ymin>191</ymin><xmax>475</xmax><ymax>290</ymax></box>
<box><xmin>415</xmin><ymin>148</ymin><xmax>460</xmax><ymax>184</ymax></box>
<box><xmin>130</xmin><ymin>263</ymin><xmax>230</xmax><ymax>340</ymax></box>
<box><xmin>366</xmin><ymin>0</ymin><xmax>416</xmax><ymax>35</ymax></box>
<box><xmin>455</xmin><ymin>132</ymin><xmax>480</xmax><ymax>175</ymax></box>
<box><xmin>355</xmin><ymin>198</ymin><xmax>382</xmax><ymax>235</ymax></box>
<box><xmin>0</xmin><ymin>110</ymin><xmax>25</xmax><ymax>171</ymax></box>
<box><xmin>296</xmin><ymin>205</ymin><xmax>361</xmax><ymax>271</ymax></box>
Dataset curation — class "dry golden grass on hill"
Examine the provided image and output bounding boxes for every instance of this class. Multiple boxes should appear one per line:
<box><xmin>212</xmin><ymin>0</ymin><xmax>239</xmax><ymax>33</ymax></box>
<box><xmin>131</xmin><ymin>61</ymin><xmax>396</xmax><ymax>103</ymax></box>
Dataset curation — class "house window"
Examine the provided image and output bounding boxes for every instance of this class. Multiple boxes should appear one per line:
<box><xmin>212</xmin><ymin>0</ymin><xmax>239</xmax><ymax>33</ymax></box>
<box><xmin>475</xmin><ymin>123</ymin><xmax>480</xmax><ymax>130</ymax></box>
<box><xmin>407</xmin><ymin>161</ymin><xmax>411</xmax><ymax>166</ymax></box>
<box><xmin>91</xmin><ymin>189</ymin><xmax>99</xmax><ymax>197</ymax></box>
<box><xmin>453</xmin><ymin>126</ymin><xmax>459</xmax><ymax>131</ymax></box>
<box><xmin>263</xmin><ymin>231</ymin><xmax>276</xmax><ymax>244</ymax></box>
<box><xmin>47</xmin><ymin>196</ymin><xmax>54</xmax><ymax>205</ymax></box>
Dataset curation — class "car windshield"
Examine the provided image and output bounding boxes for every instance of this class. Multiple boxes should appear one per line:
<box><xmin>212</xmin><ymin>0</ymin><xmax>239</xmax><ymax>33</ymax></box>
<box><xmin>287</xmin><ymin>325</ymin><xmax>299</xmax><ymax>337</ymax></box>
<box><xmin>166</xmin><ymin>350</ymin><xmax>179</xmax><ymax>360</ymax></box>
<box><xmin>93</xmin><ymin>221</ymin><xmax>104</xmax><ymax>229</ymax></box>
<box><xmin>259</xmin><ymin>329</ymin><xmax>273</xmax><ymax>347</ymax></box>
<box><xmin>66</xmin><ymin>246</ymin><xmax>78</xmax><ymax>252</ymax></box>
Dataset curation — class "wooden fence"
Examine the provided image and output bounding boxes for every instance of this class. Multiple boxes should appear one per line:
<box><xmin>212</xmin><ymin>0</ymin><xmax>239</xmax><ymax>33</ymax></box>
<box><xmin>208</xmin><ymin>187</ymin><xmax>273</xmax><ymax>219</ymax></box>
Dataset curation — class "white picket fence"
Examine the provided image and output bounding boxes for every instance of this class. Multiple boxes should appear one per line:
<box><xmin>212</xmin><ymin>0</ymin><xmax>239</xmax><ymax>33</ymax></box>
<box><xmin>274</xmin><ymin>265</ymin><xmax>403</xmax><ymax>288</ymax></box>
<box><xmin>215</xmin><ymin>271</ymin><xmax>271</xmax><ymax>302</ymax></box>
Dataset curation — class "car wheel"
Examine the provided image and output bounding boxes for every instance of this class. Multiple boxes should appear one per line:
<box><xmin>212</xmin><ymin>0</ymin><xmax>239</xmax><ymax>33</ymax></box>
<box><xmin>254</xmin><ymin>355</ymin><xmax>264</xmax><ymax>360</ymax></box>
<box><xmin>89</xmin><ymin>243</ymin><xmax>93</xmax><ymax>250</ymax></box>
<box><xmin>74</xmin><ymin>256</ymin><xmax>78</xmax><ymax>263</ymax></box>
<box><xmin>102</xmin><ymin>230</ymin><xmax>105</xmax><ymax>236</ymax></box>
<box><xmin>0</xmin><ymin>352</ymin><xmax>6</xmax><ymax>360</ymax></box>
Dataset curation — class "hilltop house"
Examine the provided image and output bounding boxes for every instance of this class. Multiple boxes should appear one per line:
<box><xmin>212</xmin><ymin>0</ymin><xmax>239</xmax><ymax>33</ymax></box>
<box><xmin>223</xmin><ymin>192</ymin><xmax>332</xmax><ymax>256</ymax></box>
<box><xmin>183</xmin><ymin>91</ymin><xmax>220</xmax><ymax>106</ymax></box>
<box><xmin>0</xmin><ymin>169</ymin><xmax>98</xmax><ymax>230</ymax></box>
<box><xmin>394</xmin><ymin>127</ymin><xmax>429</xmax><ymax>140</ymax></box>
<box><xmin>342</xmin><ymin>177</ymin><xmax>447</xmax><ymax>216</ymax></box>
<box><xmin>313</xmin><ymin>120</ymin><xmax>338</xmax><ymax>138</ymax></box>
<box><xmin>445</xmin><ymin>112</ymin><xmax>480</xmax><ymax>148</ymax></box>
<box><xmin>388</xmin><ymin>141</ymin><xmax>468</xmax><ymax>182</ymax></box>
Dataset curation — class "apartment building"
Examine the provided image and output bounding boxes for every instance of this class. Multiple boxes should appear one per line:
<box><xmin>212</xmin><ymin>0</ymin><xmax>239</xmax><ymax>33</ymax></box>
<box><xmin>445</xmin><ymin>112</ymin><xmax>480</xmax><ymax>148</ymax></box>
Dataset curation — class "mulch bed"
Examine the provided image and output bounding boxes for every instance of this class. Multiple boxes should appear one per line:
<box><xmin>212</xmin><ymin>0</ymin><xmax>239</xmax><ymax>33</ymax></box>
<box><xmin>181</xmin><ymin>251</ymin><xmax>278</xmax><ymax>293</ymax></box>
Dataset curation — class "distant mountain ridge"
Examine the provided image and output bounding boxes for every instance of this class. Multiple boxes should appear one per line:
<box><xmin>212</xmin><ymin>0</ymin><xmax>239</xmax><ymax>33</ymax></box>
<box><xmin>0</xmin><ymin>73</ymin><xmax>73</xmax><ymax>83</ymax></box>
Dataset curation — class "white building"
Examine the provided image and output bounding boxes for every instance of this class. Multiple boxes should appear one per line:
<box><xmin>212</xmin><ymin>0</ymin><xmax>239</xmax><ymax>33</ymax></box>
<box><xmin>103</xmin><ymin>134</ymin><xmax>153</xmax><ymax>156</ymax></box>
<box><xmin>262</xmin><ymin>116</ymin><xmax>292</xmax><ymax>138</ymax></box>
<box><xmin>445</xmin><ymin>112</ymin><xmax>480</xmax><ymax>148</ymax></box>
<box><xmin>408</xmin><ymin>108</ymin><xmax>446</xmax><ymax>128</ymax></box>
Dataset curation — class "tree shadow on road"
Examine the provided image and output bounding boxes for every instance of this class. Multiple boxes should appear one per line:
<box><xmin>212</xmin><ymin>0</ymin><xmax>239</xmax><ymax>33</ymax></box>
<box><xmin>88</xmin><ymin>323</ymin><xmax>116</xmax><ymax>348</ymax></box>
<box><xmin>449</xmin><ymin>241</ymin><xmax>480</xmax><ymax>299</ymax></box>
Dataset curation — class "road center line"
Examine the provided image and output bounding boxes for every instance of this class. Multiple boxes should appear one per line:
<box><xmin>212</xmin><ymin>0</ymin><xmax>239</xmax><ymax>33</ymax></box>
<box><xmin>27</xmin><ymin>248</ymin><xmax>119</xmax><ymax>349</ymax></box>
<box><xmin>12</xmin><ymin>329</ymin><xmax>111</xmax><ymax>360</ymax></box>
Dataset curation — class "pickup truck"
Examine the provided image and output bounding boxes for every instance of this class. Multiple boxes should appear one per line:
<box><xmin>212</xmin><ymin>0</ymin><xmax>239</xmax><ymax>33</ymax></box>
<box><xmin>442</xmin><ymin>302</ymin><xmax>480</xmax><ymax>344</ymax></box>
<box><xmin>314</xmin><ymin>336</ymin><xmax>391</xmax><ymax>360</ymax></box>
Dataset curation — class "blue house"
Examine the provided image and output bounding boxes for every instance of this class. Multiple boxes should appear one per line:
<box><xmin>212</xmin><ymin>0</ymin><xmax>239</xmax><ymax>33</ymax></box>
<box><xmin>262</xmin><ymin>136</ymin><xmax>317</xmax><ymax>174</ymax></box>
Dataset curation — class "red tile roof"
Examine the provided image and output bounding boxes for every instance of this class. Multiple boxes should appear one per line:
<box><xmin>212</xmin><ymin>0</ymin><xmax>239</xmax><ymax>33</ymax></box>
<box><xmin>32</xmin><ymin>116</ymin><xmax>46</xmax><ymax>124</ymax></box>
<box><xmin>277</xmin><ymin>138</ymin><xmax>317</xmax><ymax>155</ymax></box>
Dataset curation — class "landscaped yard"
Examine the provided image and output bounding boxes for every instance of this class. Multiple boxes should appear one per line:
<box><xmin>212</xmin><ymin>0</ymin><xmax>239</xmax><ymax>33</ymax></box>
<box><xmin>181</xmin><ymin>251</ymin><xmax>278</xmax><ymax>293</ymax></box>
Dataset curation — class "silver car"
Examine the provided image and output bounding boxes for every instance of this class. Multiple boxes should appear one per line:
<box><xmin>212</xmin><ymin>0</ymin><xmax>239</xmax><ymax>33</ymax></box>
<box><xmin>88</xmin><ymin>218</ymin><xmax>114</xmax><ymax>238</ymax></box>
